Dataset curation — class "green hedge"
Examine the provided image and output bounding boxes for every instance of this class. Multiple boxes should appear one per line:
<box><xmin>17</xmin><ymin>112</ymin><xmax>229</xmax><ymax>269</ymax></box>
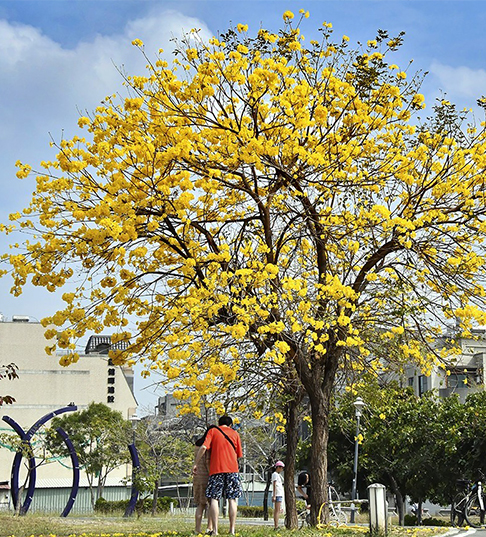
<box><xmin>403</xmin><ymin>514</ymin><xmax>449</xmax><ymax>527</ymax></box>
<box><xmin>238</xmin><ymin>505</ymin><xmax>274</xmax><ymax>517</ymax></box>
<box><xmin>95</xmin><ymin>496</ymin><xmax>173</xmax><ymax>514</ymax></box>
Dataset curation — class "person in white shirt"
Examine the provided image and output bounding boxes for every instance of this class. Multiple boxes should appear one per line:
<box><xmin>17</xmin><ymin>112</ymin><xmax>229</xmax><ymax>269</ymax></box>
<box><xmin>271</xmin><ymin>461</ymin><xmax>285</xmax><ymax>529</ymax></box>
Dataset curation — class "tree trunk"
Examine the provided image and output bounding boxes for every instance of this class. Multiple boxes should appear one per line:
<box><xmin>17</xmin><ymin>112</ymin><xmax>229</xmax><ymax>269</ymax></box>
<box><xmin>152</xmin><ymin>476</ymin><xmax>161</xmax><ymax>516</ymax></box>
<box><xmin>388</xmin><ymin>475</ymin><xmax>405</xmax><ymax>526</ymax></box>
<box><xmin>14</xmin><ymin>484</ymin><xmax>25</xmax><ymax>516</ymax></box>
<box><xmin>88</xmin><ymin>477</ymin><xmax>96</xmax><ymax>509</ymax></box>
<box><xmin>284</xmin><ymin>392</ymin><xmax>303</xmax><ymax>529</ymax></box>
<box><xmin>308</xmin><ymin>390</ymin><xmax>330</xmax><ymax>525</ymax></box>
<box><xmin>297</xmin><ymin>348</ymin><xmax>337</xmax><ymax>527</ymax></box>
<box><xmin>417</xmin><ymin>499</ymin><xmax>423</xmax><ymax>526</ymax></box>
<box><xmin>263</xmin><ymin>462</ymin><xmax>272</xmax><ymax>521</ymax></box>
<box><xmin>96</xmin><ymin>474</ymin><xmax>104</xmax><ymax>504</ymax></box>
<box><xmin>396</xmin><ymin>490</ymin><xmax>405</xmax><ymax>526</ymax></box>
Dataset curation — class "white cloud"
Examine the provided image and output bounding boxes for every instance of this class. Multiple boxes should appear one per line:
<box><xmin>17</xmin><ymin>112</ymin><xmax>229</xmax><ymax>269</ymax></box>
<box><xmin>0</xmin><ymin>8</ymin><xmax>212</xmax><ymax>206</ymax></box>
<box><xmin>429</xmin><ymin>60</ymin><xmax>486</xmax><ymax>100</ymax></box>
<box><xmin>0</xmin><ymin>8</ymin><xmax>211</xmax><ymax>311</ymax></box>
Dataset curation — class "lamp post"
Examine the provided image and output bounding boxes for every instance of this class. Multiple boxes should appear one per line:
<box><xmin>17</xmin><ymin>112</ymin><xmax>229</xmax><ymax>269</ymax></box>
<box><xmin>130</xmin><ymin>412</ymin><xmax>140</xmax><ymax>442</ymax></box>
<box><xmin>350</xmin><ymin>397</ymin><xmax>365</xmax><ymax>523</ymax></box>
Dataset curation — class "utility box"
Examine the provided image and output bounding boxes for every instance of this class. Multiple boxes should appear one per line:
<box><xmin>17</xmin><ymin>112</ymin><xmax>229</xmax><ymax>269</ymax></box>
<box><xmin>368</xmin><ymin>483</ymin><xmax>388</xmax><ymax>535</ymax></box>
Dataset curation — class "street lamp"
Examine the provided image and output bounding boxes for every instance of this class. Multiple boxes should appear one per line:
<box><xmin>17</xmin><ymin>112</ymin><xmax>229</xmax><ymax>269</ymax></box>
<box><xmin>129</xmin><ymin>412</ymin><xmax>140</xmax><ymax>441</ymax></box>
<box><xmin>350</xmin><ymin>397</ymin><xmax>365</xmax><ymax>523</ymax></box>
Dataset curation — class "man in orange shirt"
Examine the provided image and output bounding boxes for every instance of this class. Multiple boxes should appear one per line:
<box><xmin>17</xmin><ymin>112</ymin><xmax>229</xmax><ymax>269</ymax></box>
<box><xmin>193</xmin><ymin>416</ymin><xmax>243</xmax><ymax>535</ymax></box>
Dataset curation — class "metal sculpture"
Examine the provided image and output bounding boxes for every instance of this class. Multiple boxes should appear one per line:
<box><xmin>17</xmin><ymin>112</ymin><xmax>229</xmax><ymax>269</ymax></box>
<box><xmin>2</xmin><ymin>404</ymin><xmax>77</xmax><ymax>514</ymax></box>
<box><xmin>3</xmin><ymin>405</ymin><xmax>140</xmax><ymax>517</ymax></box>
<box><xmin>56</xmin><ymin>427</ymin><xmax>80</xmax><ymax>517</ymax></box>
<box><xmin>123</xmin><ymin>442</ymin><xmax>141</xmax><ymax>517</ymax></box>
<box><xmin>1</xmin><ymin>416</ymin><xmax>35</xmax><ymax>512</ymax></box>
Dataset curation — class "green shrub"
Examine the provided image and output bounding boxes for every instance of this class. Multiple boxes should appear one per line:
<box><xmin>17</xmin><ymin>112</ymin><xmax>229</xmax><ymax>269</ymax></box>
<box><xmin>296</xmin><ymin>500</ymin><xmax>307</xmax><ymax>512</ymax></box>
<box><xmin>404</xmin><ymin>514</ymin><xmax>419</xmax><ymax>526</ymax></box>
<box><xmin>94</xmin><ymin>497</ymin><xmax>106</xmax><ymax>512</ymax></box>
<box><xmin>421</xmin><ymin>516</ymin><xmax>449</xmax><ymax>527</ymax></box>
<box><xmin>238</xmin><ymin>505</ymin><xmax>273</xmax><ymax>517</ymax></box>
<box><xmin>94</xmin><ymin>496</ymin><xmax>173</xmax><ymax>514</ymax></box>
<box><xmin>158</xmin><ymin>496</ymin><xmax>173</xmax><ymax>512</ymax></box>
<box><xmin>403</xmin><ymin>514</ymin><xmax>449</xmax><ymax>527</ymax></box>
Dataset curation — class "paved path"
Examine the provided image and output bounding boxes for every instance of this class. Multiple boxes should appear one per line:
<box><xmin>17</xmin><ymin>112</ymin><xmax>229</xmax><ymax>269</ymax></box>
<box><xmin>440</xmin><ymin>528</ymin><xmax>486</xmax><ymax>537</ymax></box>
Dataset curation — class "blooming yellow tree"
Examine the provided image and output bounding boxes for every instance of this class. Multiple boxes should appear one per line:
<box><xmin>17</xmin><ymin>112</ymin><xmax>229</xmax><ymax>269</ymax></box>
<box><xmin>3</xmin><ymin>11</ymin><xmax>486</xmax><ymax>524</ymax></box>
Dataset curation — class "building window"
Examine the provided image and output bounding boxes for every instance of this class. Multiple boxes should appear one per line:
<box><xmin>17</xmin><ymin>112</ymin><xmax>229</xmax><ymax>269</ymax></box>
<box><xmin>107</xmin><ymin>386</ymin><xmax>115</xmax><ymax>394</ymax></box>
<box><xmin>447</xmin><ymin>368</ymin><xmax>478</xmax><ymax>388</ymax></box>
<box><xmin>408</xmin><ymin>377</ymin><xmax>414</xmax><ymax>387</ymax></box>
<box><xmin>107</xmin><ymin>395</ymin><xmax>115</xmax><ymax>403</ymax></box>
<box><xmin>418</xmin><ymin>375</ymin><xmax>428</xmax><ymax>396</ymax></box>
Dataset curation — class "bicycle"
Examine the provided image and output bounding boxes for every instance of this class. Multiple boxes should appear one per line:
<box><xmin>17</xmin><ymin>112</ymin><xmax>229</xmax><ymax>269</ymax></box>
<box><xmin>451</xmin><ymin>477</ymin><xmax>486</xmax><ymax>527</ymax></box>
<box><xmin>298</xmin><ymin>484</ymin><xmax>348</xmax><ymax>527</ymax></box>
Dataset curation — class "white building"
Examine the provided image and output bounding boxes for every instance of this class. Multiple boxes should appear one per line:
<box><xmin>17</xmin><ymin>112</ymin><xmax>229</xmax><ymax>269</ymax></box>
<box><xmin>0</xmin><ymin>316</ymin><xmax>138</xmax><ymax>512</ymax></box>
<box><xmin>404</xmin><ymin>328</ymin><xmax>486</xmax><ymax>402</ymax></box>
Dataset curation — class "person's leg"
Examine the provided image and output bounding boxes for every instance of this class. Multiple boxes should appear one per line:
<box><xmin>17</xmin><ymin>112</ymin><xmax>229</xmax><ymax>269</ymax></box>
<box><xmin>224</xmin><ymin>473</ymin><xmax>242</xmax><ymax>535</ymax></box>
<box><xmin>205</xmin><ymin>474</ymin><xmax>224</xmax><ymax>535</ymax></box>
<box><xmin>228</xmin><ymin>498</ymin><xmax>238</xmax><ymax>535</ymax></box>
<box><xmin>205</xmin><ymin>502</ymin><xmax>213</xmax><ymax>532</ymax></box>
<box><xmin>195</xmin><ymin>503</ymin><xmax>204</xmax><ymax>534</ymax></box>
<box><xmin>208</xmin><ymin>498</ymin><xmax>219</xmax><ymax>535</ymax></box>
<box><xmin>273</xmin><ymin>500</ymin><xmax>281</xmax><ymax>529</ymax></box>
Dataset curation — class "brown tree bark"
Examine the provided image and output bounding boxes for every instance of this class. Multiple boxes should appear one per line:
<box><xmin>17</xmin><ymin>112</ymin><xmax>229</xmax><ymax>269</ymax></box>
<box><xmin>389</xmin><ymin>474</ymin><xmax>405</xmax><ymax>526</ymax></box>
<box><xmin>151</xmin><ymin>475</ymin><xmax>161</xmax><ymax>516</ymax></box>
<box><xmin>308</xmin><ymin>388</ymin><xmax>330</xmax><ymax>525</ymax></box>
<box><xmin>284</xmin><ymin>389</ymin><xmax>304</xmax><ymax>529</ymax></box>
<box><xmin>295</xmin><ymin>346</ymin><xmax>340</xmax><ymax>526</ymax></box>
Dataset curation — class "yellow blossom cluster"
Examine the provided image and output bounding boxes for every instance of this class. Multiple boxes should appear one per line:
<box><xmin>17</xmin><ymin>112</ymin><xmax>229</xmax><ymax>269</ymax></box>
<box><xmin>2</xmin><ymin>13</ymin><xmax>486</xmax><ymax>420</ymax></box>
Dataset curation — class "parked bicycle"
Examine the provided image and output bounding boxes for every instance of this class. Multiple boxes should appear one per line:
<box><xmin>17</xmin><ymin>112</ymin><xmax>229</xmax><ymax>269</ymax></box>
<box><xmin>298</xmin><ymin>483</ymin><xmax>348</xmax><ymax>527</ymax></box>
<box><xmin>451</xmin><ymin>477</ymin><xmax>486</xmax><ymax>528</ymax></box>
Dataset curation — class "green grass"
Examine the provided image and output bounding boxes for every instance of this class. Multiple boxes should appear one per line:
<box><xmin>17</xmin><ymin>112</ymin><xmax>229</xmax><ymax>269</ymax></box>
<box><xmin>0</xmin><ymin>513</ymin><xmax>451</xmax><ymax>537</ymax></box>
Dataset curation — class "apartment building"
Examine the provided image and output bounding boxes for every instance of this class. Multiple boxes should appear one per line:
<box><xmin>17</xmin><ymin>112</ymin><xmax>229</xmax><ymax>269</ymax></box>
<box><xmin>405</xmin><ymin>328</ymin><xmax>486</xmax><ymax>402</ymax></box>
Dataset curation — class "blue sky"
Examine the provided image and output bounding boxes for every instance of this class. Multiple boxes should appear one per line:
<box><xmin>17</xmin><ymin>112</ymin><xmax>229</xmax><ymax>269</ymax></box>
<box><xmin>0</xmin><ymin>0</ymin><xmax>485</xmax><ymax>410</ymax></box>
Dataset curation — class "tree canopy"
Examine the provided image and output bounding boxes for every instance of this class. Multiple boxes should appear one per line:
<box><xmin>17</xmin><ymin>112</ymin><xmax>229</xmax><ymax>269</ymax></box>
<box><xmin>329</xmin><ymin>385</ymin><xmax>486</xmax><ymax>526</ymax></box>
<box><xmin>47</xmin><ymin>402</ymin><xmax>131</xmax><ymax>507</ymax></box>
<box><xmin>3</xmin><ymin>10</ymin><xmax>486</xmax><ymax>524</ymax></box>
<box><xmin>131</xmin><ymin>416</ymin><xmax>193</xmax><ymax>515</ymax></box>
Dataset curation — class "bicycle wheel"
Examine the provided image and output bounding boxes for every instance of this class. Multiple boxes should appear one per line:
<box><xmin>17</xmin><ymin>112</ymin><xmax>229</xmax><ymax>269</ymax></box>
<box><xmin>305</xmin><ymin>512</ymin><xmax>311</xmax><ymax>527</ymax></box>
<box><xmin>329</xmin><ymin>486</ymin><xmax>340</xmax><ymax>503</ymax></box>
<box><xmin>465</xmin><ymin>493</ymin><xmax>486</xmax><ymax>527</ymax></box>
<box><xmin>299</xmin><ymin>509</ymin><xmax>310</xmax><ymax>528</ymax></box>
<box><xmin>327</xmin><ymin>508</ymin><xmax>348</xmax><ymax>526</ymax></box>
<box><xmin>335</xmin><ymin>508</ymin><xmax>348</xmax><ymax>525</ymax></box>
<box><xmin>451</xmin><ymin>493</ymin><xmax>466</xmax><ymax>527</ymax></box>
<box><xmin>328</xmin><ymin>486</ymin><xmax>348</xmax><ymax>525</ymax></box>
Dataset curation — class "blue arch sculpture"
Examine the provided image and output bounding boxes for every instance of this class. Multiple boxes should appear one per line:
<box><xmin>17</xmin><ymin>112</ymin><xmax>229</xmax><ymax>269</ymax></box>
<box><xmin>4</xmin><ymin>406</ymin><xmax>139</xmax><ymax>517</ymax></box>
<box><xmin>123</xmin><ymin>442</ymin><xmax>141</xmax><ymax>517</ymax></box>
<box><xmin>1</xmin><ymin>416</ymin><xmax>35</xmax><ymax>512</ymax></box>
<box><xmin>2</xmin><ymin>404</ymin><xmax>77</xmax><ymax>514</ymax></box>
<box><xmin>56</xmin><ymin>427</ymin><xmax>80</xmax><ymax>517</ymax></box>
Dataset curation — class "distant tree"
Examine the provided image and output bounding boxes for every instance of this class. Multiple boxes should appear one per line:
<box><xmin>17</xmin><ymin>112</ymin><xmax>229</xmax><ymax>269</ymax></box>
<box><xmin>329</xmin><ymin>384</ymin><xmax>469</xmax><ymax>526</ymax></box>
<box><xmin>361</xmin><ymin>387</ymin><xmax>444</xmax><ymax>525</ymax></box>
<box><xmin>46</xmin><ymin>402</ymin><xmax>131</xmax><ymax>508</ymax></box>
<box><xmin>133</xmin><ymin>416</ymin><xmax>192</xmax><ymax>515</ymax></box>
<box><xmin>439</xmin><ymin>391</ymin><xmax>486</xmax><ymax>499</ymax></box>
